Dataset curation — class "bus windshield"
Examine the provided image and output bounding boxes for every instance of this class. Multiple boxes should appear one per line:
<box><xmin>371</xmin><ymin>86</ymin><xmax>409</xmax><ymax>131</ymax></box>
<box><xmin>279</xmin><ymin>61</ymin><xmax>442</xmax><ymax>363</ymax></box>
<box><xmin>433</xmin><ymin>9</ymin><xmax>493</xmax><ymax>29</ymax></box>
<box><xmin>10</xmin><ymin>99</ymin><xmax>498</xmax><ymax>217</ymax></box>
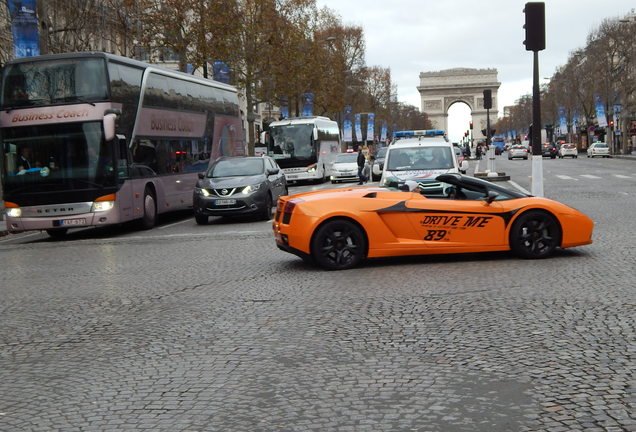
<box><xmin>2</xmin><ymin>121</ymin><xmax>116</xmax><ymax>193</ymax></box>
<box><xmin>1</xmin><ymin>58</ymin><xmax>109</xmax><ymax>108</ymax></box>
<box><xmin>267</xmin><ymin>124</ymin><xmax>317</xmax><ymax>166</ymax></box>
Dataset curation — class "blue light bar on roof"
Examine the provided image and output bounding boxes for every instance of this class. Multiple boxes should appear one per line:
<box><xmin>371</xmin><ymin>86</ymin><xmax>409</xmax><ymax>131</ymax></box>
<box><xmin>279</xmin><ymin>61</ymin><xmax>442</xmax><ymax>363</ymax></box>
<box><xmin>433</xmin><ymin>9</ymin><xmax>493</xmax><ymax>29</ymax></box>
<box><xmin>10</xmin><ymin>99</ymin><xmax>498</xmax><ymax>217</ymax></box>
<box><xmin>394</xmin><ymin>129</ymin><xmax>445</xmax><ymax>138</ymax></box>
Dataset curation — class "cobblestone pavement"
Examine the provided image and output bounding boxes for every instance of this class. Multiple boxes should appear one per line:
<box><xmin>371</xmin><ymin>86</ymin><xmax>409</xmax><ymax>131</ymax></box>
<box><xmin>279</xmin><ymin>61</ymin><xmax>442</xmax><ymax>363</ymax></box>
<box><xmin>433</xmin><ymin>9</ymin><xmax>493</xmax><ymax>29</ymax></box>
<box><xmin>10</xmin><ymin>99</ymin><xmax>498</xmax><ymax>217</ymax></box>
<box><xmin>0</xmin><ymin>157</ymin><xmax>634</xmax><ymax>431</ymax></box>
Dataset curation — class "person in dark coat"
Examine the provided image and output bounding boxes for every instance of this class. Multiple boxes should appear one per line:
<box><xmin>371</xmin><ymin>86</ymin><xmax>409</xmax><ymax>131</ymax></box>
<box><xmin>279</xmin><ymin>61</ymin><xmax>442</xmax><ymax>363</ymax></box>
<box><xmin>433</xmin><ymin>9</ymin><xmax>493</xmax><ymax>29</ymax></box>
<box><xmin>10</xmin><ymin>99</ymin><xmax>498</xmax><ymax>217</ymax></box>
<box><xmin>357</xmin><ymin>147</ymin><xmax>367</xmax><ymax>184</ymax></box>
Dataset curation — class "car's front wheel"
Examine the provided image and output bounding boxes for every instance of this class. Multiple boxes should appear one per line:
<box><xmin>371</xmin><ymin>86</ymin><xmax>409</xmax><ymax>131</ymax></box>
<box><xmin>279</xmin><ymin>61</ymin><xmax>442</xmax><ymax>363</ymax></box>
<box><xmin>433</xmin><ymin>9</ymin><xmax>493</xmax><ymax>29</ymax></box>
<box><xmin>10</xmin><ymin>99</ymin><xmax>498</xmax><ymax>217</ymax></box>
<box><xmin>509</xmin><ymin>210</ymin><xmax>561</xmax><ymax>259</ymax></box>
<box><xmin>195</xmin><ymin>214</ymin><xmax>208</xmax><ymax>225</ymax></box>
<box><xmin>260</xmin><ymin>193</ymin><xmax>274</xmax><ymax>220</ymax></box>
<box><xmin>311</xmin><ymin>218</ymin><xmax>367</xmax><ymax>270</ymax></box>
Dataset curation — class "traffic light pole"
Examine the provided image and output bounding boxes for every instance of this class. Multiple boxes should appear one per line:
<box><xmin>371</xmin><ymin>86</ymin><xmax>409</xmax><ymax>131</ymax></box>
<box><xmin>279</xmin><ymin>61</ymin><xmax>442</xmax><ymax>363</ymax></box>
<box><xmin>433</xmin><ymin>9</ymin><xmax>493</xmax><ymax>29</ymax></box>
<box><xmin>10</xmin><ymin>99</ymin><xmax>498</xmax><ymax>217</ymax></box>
<box><xmin>531</xmin><ymin>49</ymin><xmax>544</xmax><ymax>197</ymax></box>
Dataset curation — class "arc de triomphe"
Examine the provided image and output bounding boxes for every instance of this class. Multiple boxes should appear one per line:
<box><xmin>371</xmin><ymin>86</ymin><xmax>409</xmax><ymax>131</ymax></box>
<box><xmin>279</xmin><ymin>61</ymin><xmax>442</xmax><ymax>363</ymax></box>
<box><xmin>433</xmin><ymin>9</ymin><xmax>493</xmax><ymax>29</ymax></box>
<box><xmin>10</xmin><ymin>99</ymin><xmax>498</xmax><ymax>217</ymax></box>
<box><xmin>417</xmin><ymin>68</ymin><xmax>500</xmax><ymax>142</ymax></box>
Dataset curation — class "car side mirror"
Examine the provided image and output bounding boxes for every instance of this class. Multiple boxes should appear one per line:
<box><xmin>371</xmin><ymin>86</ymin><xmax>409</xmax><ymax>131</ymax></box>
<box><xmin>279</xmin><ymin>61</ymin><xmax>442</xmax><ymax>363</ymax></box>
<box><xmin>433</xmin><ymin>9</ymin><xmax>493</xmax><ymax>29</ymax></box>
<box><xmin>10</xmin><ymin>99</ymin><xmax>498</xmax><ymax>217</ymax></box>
<box><xmin>485</xmin><ymin>190</ymin><xmax>499</xmax><ymax>204</ymax></box>
<box><xmin>198</xmin><ymin>172</ymin><xmax>205</xmax><ymax>179</ymax></box>
<box><xmin>267</xmin><ymin>168</ymin><xmax>279</xmax><ymax>175</ymax></box>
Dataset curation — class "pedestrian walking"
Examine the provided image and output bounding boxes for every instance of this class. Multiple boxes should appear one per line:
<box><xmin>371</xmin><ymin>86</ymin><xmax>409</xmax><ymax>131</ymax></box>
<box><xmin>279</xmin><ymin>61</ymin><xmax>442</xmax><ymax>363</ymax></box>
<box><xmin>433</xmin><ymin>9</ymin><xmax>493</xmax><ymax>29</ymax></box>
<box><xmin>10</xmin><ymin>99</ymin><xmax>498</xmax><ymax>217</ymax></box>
<box><xmin>357</xmin><ymin>147</ymin><xmax>367</xmax><ymax>184</ymax></box>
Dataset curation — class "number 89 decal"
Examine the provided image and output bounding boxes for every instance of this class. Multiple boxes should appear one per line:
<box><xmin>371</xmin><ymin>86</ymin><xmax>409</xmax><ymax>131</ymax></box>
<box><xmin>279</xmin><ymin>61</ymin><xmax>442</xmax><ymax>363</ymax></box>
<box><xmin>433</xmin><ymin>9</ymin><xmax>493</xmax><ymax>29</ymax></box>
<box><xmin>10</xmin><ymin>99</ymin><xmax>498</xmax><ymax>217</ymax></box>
<box><xmin>424</xmin><ymin>229</ymin><xmax>448</xmax><ymax>241</ymax></box>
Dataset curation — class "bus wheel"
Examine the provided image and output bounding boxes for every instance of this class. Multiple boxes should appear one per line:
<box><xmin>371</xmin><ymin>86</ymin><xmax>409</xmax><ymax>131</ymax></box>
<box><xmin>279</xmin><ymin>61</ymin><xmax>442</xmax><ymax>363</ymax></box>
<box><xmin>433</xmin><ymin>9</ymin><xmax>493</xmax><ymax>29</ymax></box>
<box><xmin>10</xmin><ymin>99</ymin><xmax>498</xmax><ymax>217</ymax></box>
<box><xmin>140</xmin><ymin>188</ymin><xmax>157</xmax><ymax>229</ymax></box>
<box><xmin>46</xmin><ymin>228</ymin><xmax>68</xmax><ymax>239</ymax></box>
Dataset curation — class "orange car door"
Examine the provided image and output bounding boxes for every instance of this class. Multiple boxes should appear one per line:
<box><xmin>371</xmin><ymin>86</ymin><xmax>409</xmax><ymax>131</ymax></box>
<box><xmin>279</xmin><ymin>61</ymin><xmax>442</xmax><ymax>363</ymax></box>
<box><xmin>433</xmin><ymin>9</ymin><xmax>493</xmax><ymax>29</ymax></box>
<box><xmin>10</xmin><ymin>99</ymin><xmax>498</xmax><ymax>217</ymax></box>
<box><xmin>403</xmin><ymin>195</ymin><xmax>507</xmax><ymax>248</ymax></box>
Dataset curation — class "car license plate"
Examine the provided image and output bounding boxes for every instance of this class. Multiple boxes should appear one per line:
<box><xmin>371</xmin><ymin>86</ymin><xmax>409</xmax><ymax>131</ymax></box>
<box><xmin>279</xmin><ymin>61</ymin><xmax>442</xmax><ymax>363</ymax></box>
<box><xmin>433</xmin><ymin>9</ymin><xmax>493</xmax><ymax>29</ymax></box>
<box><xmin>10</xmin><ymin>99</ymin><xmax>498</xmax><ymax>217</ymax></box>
<box><xmin>286</xmin><ymin>174</ymin><xmax>298</xmax><ymax>179</ymax></box>
<box><xmin>61</xmin><ymin>218</ymin><xmax>86</xmax><ymax>226</ymax></box>
<box><xmin>215</xmin><ymin>199</ymin><xmax>236</xmax><ymax>205</ymax></box>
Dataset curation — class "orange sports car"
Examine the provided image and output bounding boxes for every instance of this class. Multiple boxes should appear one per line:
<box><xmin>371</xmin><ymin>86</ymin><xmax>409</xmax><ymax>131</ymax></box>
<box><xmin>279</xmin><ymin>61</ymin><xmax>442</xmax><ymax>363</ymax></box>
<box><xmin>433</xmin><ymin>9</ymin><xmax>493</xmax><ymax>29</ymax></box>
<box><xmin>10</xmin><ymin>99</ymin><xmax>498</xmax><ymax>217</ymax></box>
<box><xmin>272</xmin><ymin>173</ymin><xmax>594</xmax><ymax>270</ymax></box>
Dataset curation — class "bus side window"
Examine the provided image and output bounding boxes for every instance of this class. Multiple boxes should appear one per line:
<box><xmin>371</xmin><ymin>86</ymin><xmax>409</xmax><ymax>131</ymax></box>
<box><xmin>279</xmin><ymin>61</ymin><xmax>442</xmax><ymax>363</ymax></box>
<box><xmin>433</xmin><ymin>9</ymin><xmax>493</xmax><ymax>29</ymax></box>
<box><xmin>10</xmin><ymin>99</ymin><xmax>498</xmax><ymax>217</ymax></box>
<box><xmin>117</xmin><ymin>136</ymin><xmax>130</xmax><ymax>179</ymax></box>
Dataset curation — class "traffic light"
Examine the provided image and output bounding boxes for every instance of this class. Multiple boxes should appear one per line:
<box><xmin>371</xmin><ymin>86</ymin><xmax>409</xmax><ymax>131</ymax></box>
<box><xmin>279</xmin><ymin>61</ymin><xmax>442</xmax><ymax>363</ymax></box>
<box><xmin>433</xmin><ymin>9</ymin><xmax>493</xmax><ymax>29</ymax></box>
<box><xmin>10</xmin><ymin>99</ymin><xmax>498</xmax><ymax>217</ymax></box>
<box><xmin>469</xmin><ymin>122</ymin><xmax>473</xmax><ymax>130</ymax></box>
<box><xmin>523</xmin><ymin>2</ymin><xmax>545</xmax><ymax>51</ymax></box>
<box><xmin>609</xmin><ymin>120</ymin><xmax>614</xmax><ymax>127</ymax></box>
<box><xmin>483</xmin><ymin>90</ymin><xmax>492</xmax><ymax>109</ymax></box>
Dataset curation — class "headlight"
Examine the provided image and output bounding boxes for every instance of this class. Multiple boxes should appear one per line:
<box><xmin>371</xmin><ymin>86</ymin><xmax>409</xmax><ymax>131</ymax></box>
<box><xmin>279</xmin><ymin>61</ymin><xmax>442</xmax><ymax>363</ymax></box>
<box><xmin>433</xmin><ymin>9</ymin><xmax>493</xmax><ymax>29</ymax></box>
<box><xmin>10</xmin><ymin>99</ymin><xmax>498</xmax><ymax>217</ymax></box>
<box><xmin>195</xmin><ymin>187</ymin><xmax>211</xmax><ymax>197</ymax></box>
<box><xmin>92</xmin><ymin>200</ymin><xmax>114</xmax><ymax>212</ymax></box>
<box><xmin>307</xmin><ymin>164</ymin><xmax>317</xmax><ymax>173</ymax></box>
<box><xmin>6</xmin><ymin>207</ymin><xmax>21</xmax><ymax>217</ymax></box>
<box><xmin>242</xmin><ymin>184</ymin><xmax>262</xmax><ymax>194</ymax></box>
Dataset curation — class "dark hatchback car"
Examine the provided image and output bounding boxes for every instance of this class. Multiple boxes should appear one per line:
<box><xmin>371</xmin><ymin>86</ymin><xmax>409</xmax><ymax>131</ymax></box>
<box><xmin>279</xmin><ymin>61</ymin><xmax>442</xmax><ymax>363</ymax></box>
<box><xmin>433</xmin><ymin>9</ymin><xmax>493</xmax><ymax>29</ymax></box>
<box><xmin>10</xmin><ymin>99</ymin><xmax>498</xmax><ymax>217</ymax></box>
<box><xmin>542</xmin><ymin>142</ymin><xmax>558</xmax><ymax>158</ymax></box>
<box><xmin>193</xmin><ymin>156</ymin><xmax>288</xmax><ymax>223</ymax></box>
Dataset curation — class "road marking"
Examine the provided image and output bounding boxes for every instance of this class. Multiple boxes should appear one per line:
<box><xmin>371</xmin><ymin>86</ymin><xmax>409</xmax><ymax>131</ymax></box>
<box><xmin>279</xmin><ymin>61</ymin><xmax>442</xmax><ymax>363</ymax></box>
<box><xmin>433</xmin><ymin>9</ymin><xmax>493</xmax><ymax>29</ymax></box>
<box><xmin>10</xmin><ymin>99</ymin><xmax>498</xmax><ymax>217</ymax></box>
<box><xmin>614</xmin><ymin>174</ymin><xmax>631</xmax><ymax>179</ymax></box>
<box><xmin>507</xmin><ymin>180</ymin><xmax>531</xmax><ymax>195</ymax></box>
<box><xmin>157</xmin><ymin>218</ymin><xmax>195</xmax><ymax>230</ymax></box>
<box><xmin>580</xmin><ymin>174</ymin><xmax>601</xmax><ymax>179</ymax></box>
<box><xmin>0</xmin><ymin>231</ymin><xmax>43</xmax><ymax>243</ymax></box>
<box><xmin>556</xmin><ymin>175</ymin><xmax>577</xmax><ymax>180</ymax></box>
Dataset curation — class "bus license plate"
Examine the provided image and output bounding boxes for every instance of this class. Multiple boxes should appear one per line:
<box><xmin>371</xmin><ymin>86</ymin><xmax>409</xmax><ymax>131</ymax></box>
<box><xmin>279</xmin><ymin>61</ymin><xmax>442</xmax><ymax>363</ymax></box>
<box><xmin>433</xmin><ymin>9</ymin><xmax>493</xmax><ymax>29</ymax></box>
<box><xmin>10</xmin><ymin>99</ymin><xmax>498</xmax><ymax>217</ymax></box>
<box><xmin>215</xmin><ymin>199</ymin><xmax>236</xmax><ymax>206</ymax></box>
<box><xmin>286</xmin><ymin>174</ymin><xmax>298</xmax><ymax>179</ymax></box>
<box><xmin>61</xmin><ymin>218</ymin><xmax>86</xmax><ymax>226</ymax></box>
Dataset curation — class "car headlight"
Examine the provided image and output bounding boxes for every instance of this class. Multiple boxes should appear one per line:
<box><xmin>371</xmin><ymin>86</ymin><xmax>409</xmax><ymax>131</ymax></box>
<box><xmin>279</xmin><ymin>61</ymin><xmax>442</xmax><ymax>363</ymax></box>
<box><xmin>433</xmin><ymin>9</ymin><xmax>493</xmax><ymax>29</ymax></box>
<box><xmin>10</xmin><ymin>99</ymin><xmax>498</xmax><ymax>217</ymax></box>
<box><xmin>195</xmin><ymin>187</ymin><xmax>211</xmax><ymax>197</ymax></box>
<box><xmin>241</xmin><ymin>184</ymin><xmax>262</xmax><ymax>194</ymax></box>
<box><xmin>6</xmin><ymin>207</ymin><xmax>21</xmax><ymax>217</ymax></box>
<box><xmin>307</xmin><ymin>164</ymin><xmax>317</xmax><ymax>173</ymax></box>
<box><xmin>92</xmin><ymin>200</ymin><xmax>114</xmax><ymax>212</ymax></box>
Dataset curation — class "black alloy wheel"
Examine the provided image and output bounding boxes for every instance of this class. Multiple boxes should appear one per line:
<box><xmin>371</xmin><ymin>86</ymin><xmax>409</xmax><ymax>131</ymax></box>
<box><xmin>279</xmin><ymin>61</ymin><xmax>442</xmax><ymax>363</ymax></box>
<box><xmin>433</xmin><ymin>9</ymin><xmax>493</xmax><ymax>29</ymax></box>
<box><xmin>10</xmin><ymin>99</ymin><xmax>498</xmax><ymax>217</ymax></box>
<box><xmin>311</xmin><ymin>219</ymin><xmax>367</xmax><ymax>270</ymax></box>
<box><xmin>509</xmin><ymin>210</ymin><xmax>561</xmax><ymax>259</ymax></box>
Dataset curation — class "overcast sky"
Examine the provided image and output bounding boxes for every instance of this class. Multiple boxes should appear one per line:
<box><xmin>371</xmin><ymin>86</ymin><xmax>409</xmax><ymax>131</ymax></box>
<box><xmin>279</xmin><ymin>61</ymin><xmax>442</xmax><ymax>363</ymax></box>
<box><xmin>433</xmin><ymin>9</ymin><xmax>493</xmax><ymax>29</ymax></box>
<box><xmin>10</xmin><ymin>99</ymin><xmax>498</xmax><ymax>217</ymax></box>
<box><xmin>315</xmin><ymin>0</ymin><xmax>635</xmax><ymax>116</ymax></box>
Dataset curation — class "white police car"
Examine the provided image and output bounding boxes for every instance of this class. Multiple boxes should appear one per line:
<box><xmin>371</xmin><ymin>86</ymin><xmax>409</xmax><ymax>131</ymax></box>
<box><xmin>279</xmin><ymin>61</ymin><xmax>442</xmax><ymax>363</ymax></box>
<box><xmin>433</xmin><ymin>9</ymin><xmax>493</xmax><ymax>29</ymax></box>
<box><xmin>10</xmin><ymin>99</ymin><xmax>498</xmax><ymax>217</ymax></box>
<box><xmin>380</xmin><ymin>130</ymin><xmax>469</xmax><ymax>195</ymax></box>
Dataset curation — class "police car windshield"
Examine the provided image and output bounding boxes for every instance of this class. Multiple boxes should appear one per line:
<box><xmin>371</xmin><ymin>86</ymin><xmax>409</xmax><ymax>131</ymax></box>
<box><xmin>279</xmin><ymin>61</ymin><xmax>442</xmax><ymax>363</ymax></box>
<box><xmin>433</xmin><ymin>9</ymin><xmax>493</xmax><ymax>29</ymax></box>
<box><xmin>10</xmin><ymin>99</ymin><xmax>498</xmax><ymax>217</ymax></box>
<box><xmin>387</xmin><ymin>147</ymin><xmax>454</xmax><ymax>171</ymax></box>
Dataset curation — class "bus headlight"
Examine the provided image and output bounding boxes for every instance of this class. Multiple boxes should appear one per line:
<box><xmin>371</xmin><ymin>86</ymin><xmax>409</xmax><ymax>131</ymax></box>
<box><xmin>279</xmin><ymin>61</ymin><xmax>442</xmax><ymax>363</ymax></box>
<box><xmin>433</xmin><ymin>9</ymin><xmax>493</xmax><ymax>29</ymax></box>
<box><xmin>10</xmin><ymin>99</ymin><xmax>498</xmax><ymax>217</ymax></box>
<box><xmin>241</xmin><ymin>184</ymin><xmax>261</xmax><ymax>194</ymax></box>
<box><xmin>92</xmin><ymin>200</ymin><xmax>114</xmax><ymax>212</ymax></box>
<box><xmin>307</xmin><ymin>164</ymin><xmax>317</xmax><ymax>173</ymax></box>
<box><xmin>6</xmin><ymin>207</ymin><xmax>21</xmax><ymax>217</ymax></box>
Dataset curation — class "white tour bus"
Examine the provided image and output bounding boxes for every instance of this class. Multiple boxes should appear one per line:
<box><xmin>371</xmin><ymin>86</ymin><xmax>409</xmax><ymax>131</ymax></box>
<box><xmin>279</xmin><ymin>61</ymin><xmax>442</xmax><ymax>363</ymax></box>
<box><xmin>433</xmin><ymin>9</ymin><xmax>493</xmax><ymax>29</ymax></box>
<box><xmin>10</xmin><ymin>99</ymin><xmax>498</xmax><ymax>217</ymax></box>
<box><xmin>1</xmin><ymin>51</ymin><xmax>245</xmax><ymax>237</ymax></box>
<box><xmin>380</xmin><ymin>130</ymin><xmax>469</xmax><ymax>195</ymax></box>
<box><xmin>266</xmin><ymin>116</ymin><xmax>342</xmax><ymax>182</ymax></box>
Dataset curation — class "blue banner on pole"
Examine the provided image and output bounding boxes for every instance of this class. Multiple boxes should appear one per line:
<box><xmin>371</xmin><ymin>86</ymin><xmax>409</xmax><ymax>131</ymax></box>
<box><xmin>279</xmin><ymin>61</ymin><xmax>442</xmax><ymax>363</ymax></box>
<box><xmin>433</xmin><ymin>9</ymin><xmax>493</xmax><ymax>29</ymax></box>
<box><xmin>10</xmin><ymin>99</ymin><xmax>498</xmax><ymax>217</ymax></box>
<box><xmin>593</xmin><ymin>94</ymin><xmax>607</xmax><ymax>128</ymax></box>
<box><xmin>380</xmin><ymin>120</ymin><xmax>387</xmax><ymax>142</ymax></box>
<box><xmin>354</xmin><ymin>114</ymin><xmax>362</xmax><ymax>143</ymax></box>
<box><xmin>366</xmin><ymin>113</ymin><xmax>374</xmax><ymax>142</ymax></box>
<box><xmin>213</xmin><ymin>61</ymin><xmax>231</xmax><ymax>84</ymax></box>
<box><xmin>343</xmin><ymin>106</ymin><xmax>352</xmax><ymax>142</ymax></box>
<box><xmin>7</xmin><ymin>0</ymin><xmax>40</xmax><ymax>58</ymax></box>
<box><xmin>301</xmin><ymin>93</ymin><xmax>314</xmax><ymax>117</ymax></box>
<box><xmin>558</xmin><ymin>107</ymin><xmax>568</xmax><ymax>136</ymax></box>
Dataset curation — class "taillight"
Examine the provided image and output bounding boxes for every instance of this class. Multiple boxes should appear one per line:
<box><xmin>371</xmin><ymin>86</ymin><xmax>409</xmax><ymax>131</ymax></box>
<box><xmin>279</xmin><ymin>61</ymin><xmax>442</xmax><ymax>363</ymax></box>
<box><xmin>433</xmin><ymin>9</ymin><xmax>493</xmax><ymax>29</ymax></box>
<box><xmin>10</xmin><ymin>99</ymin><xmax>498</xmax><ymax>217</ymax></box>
<box><xmin>282</xmin><ymin>198</ymin><xmax>303</xmax><ymax>224</ymax></box>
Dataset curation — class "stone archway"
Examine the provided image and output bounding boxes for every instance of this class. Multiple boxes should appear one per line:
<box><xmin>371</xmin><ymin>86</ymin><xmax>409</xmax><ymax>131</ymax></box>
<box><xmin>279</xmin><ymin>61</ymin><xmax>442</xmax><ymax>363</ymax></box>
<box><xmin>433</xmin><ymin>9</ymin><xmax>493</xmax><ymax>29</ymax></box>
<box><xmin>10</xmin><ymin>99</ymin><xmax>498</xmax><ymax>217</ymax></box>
<box><xmin>417</xmin><ymin>68</ymin><xmax>500</xmax><ymax>142</ymax></box>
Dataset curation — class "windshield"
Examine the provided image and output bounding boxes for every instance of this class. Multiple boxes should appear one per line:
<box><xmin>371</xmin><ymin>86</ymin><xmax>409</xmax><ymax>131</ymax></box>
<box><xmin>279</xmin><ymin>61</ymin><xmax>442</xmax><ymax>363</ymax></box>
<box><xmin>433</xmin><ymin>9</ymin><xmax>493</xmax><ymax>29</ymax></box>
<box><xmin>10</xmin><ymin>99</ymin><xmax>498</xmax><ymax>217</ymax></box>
<box><xmin>1</xmin><ymin>58</ymin><xmax>108</xmax><ymax>108</ymax></box>
<box><xmin>208</xmin><ymin>158</ymin><xmax>264</xmax><ymax>177</ymax></box>
<box><xmin>386</xmin><ymin>147</ymin><xmax>454</xmax><ymax>171</ymax></box>
<box><xmin>2</xmin><ymin>121</ymin><xmax>116</xmax><ymax>193</ymax></box>
<box><xmin>335</xmin><ymin>153</ymin><xmax>357</xmax><ymax>163</ymax></box>
<box><xmin>267</xmin><ymin>124</ymin><xmax>317</xmax><ymax>167</ymax></box>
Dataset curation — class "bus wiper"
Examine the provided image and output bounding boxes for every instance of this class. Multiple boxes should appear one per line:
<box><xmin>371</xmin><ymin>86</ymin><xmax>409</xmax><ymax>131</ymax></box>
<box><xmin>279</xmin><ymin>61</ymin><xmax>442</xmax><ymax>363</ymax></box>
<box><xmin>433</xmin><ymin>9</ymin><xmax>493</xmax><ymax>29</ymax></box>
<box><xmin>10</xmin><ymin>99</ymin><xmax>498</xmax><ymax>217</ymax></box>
<box><xmin>72</xmin><ymin>179</ymin><xmax>104</xmax><ymax>189</ymax></box>
<box><xmin>3</xmin><ymin>98</ymin><xmax>48</xmax><ymax>113</ymax></box>
<box><xmin>53</xmin><ymin>96</ymin><xmax>96</xmax><ymax>106</ymax></box>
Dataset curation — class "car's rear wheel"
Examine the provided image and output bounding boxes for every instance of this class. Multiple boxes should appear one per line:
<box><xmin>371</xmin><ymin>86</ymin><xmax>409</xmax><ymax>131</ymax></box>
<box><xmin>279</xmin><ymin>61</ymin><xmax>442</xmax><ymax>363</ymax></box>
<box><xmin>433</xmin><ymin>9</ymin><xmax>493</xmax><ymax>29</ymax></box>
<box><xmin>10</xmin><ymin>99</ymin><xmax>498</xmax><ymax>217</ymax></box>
<box><xmin>509</xmin><ymin>210</ymin><xmax>561</xmax><ymax>259</ymax></box>
<box><xmin>311</xmin><ymin>219</ymin><xmax>367</xmax><ymax>270</ymax></box>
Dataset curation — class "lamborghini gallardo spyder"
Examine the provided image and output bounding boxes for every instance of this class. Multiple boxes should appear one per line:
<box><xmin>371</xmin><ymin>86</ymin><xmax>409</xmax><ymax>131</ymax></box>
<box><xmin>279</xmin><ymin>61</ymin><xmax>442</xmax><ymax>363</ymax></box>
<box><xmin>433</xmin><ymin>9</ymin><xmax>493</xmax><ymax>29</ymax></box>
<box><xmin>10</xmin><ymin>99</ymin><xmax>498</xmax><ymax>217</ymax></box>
<box><xmin>272</xmin><ymin>173</ymin><xmax>594</xmax><ymax>270</ymax></box>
